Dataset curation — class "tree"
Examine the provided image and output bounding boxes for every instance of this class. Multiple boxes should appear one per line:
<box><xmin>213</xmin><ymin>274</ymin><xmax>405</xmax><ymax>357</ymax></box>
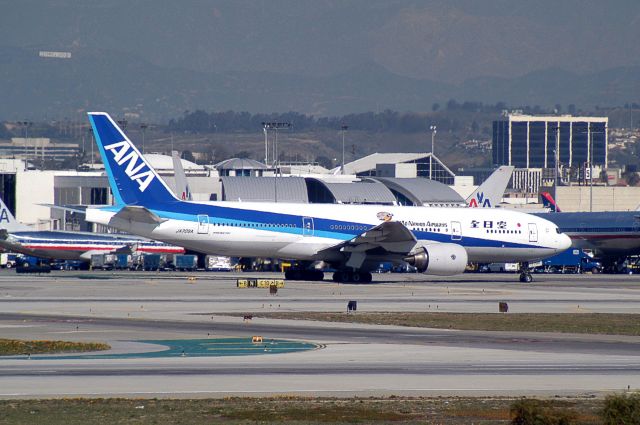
<box><xmin>626</xmin><ymin>172</ymin><xmax>640</xmax><ymax>187</ymax></box>
<box><xmin>315</xmin><ymin>155</ymin><xmax>333</xmax><ymax>169</ymax></box>
<box><xmin>233</xmin><ymin>150</ymin><xmax>252</xmax><ymax>159</ymax></box>
<box><xmin>181</xmin><ymin>150</ymin><xmax>196</xmax><ymax>163</ymax></box>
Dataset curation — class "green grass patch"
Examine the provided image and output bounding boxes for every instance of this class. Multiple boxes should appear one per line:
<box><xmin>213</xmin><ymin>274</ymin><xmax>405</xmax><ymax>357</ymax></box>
<box><xmin>0</xmin><ymin>397</ymin><xmax>607</xmax><ymax>425</ymax></box>
<box><xmin>0</xmin><ymin>339</ymin><xmax>110</xmax><ymax>356</ymax></box>
<box><xmin>230</xmin><ymin>312</ymin><xmax>640</xmax><ymax>336</ymax></box>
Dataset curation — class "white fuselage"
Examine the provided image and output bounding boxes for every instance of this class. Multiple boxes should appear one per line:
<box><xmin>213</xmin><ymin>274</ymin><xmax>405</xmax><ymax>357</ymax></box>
<box><xmin>87</xmin><ymin>201</ymin><xmax>570</xmax><ymax>264</ymax></box>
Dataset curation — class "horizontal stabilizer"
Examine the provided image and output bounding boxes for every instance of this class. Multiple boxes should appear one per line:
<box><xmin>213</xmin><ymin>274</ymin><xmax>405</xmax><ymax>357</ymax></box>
<box><xmin>39</xmin><ymin>204</ymin><xmax>87</xmax><ymax>214</ymax></box>
<box><xmin>111</xmin><ymin>206</ymin><xmax>167</xmax><ymax>225</ymax></box>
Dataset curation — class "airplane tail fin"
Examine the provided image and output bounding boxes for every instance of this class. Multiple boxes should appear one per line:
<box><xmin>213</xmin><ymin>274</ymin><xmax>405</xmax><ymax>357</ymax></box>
<box><xmin>540</xmin><ymin>192</ymin><xmax>561</xmax><ymax>212</ymax></box>
<box><xmin>466</xmin><ymin>166</ymin><xmax>514</xmax><ymax>208</ymax></box>
<box><xmin>0</xmin><ymin>196</ymin><xmax>32</xmax><ymax>231</ymax></box>
<box><xmin>88</xmin><ymin>112</ymin><xmax>180</xmax><ymax>207</ymax></box>
<box><xmin>172</xmin><ymin>151</ymin><xmax>192</xmax><ymax>201</ymax></box>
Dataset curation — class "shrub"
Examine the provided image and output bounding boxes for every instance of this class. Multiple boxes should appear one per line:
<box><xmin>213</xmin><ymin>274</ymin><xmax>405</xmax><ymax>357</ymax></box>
<box><xmin>601</xmin><ymin>393</ymin><xmax>640</xmax><ymax>425</ymax></box>
<box><xmin>510</xmin><ymin>399</ymin><xmax>576</xmax><ymax>425</ymax></box>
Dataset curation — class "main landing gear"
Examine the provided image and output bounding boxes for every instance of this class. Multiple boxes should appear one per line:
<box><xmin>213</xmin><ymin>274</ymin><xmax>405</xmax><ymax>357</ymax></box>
<box><xmin>284</xmin><ymin>269</ymin><xmax>324</xmax><ymax>281</ymax></box>
<box><xmin>332</xmin><ymin>270</ymin><xmax>373</xmax><ymax>283</ymax></box>
<box><xmin>519</xmin><ymin>262</ymin><xmax>533</xmax><ymax>283</ymax></box>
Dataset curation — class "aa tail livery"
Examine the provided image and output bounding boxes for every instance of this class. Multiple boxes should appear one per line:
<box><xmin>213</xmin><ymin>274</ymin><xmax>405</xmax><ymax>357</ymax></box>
<box><xmin>87</xmin><ymin>112</ymin><xmax>571</xmax><ymax>283</ymax></box>
<box><xmin>0</xmin><ymin>197</ymin><xmax>184</xmax><ymax>261</ymax></box>
<box><xmin>466</xmin><ymin>166</ymin><xmax>514</xmax><ymax>208</ymax></box>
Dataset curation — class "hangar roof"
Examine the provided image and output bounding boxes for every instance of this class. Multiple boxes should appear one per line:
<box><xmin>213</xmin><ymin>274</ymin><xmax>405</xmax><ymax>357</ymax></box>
<box><xmin>144</xmin><ymin>153</ymin><xmax>201</xmax><ymax>171</ymax></box>
<box><xmin>221</xmin><ymin>176</ymin><xmax>308</xmax><ymax>203</ymax></box>
<box><xmin>369</xmin><ymin>177</ymin><xmax>466</xmax><ymax>206</ymax></box>
<box><xmin>306</xmin><ymin>179</ymin><xmax>397</xmax><ymax>205</ymax></box>
<box><xmin>331</xmin><ymin>153</ymin><xmax>430</xmax><ymax>175</ymax></box>
<box><xmin>216</xmin><ymin>158</ymin><xmax>268</xmax><ymax>170</ymax></box>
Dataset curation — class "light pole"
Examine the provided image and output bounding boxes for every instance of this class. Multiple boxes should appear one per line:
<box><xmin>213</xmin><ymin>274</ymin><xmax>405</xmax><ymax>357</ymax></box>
<box><xmin>553</xmin><ymin>125</ymin><xmax>559</xmax><ymax>204</ymax></box>
<box><xmin>140</xmin><ymin>123</ymin><xmax>148</xmax><ymax>154</ymax></box>
<box><xmin>88</xmin><ymin>128</ymin><xmax>95</xmax><ymax>167</ymax></box>
<box><xmin>429</xmin><ymin>125</ymin><xmax>437</xmax><ymax>180</ymax></box>
<box><xmin>589</xmin><ymin>129</ymin><xmax>593</xmax><ymax>212</ymax></box>
<box><xmin>261</xmin><ymin>121</ymin><xmax>292</xmax><ymax>172</ymax></box>
<box><xmin>263</xmin><ymin>125</ymin><xmax>268</xmax><ymax>165</ymax></box>
<box><xmin>341</xmin><ymin>124</ymin><xmax>348</xmax><ymax>174</ymax></box>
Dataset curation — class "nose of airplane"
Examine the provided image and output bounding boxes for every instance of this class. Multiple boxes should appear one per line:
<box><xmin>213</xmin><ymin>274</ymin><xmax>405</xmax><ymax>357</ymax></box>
<box><xmin>558</xmin><ymin>232</ymin><xmax>572</xmax><ymax>252</ymax></box>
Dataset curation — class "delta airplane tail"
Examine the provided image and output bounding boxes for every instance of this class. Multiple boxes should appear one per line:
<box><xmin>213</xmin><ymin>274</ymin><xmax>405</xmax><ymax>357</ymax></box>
<box><xmin>540</xmin><ymin>192</ymin><xmax>561</xmax><ymax>212</ymax></box>
<box><xmin>88</xmin><ymin>113</ymin><xmax>180</xmax><ymax>207</ymax></box>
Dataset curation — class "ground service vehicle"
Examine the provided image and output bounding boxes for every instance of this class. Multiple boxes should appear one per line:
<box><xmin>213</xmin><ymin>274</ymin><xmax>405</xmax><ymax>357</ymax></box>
<box><xmin>538</xmin><ymin>249</ymin><xmax>602</xmax><ymax>273</ymax></box>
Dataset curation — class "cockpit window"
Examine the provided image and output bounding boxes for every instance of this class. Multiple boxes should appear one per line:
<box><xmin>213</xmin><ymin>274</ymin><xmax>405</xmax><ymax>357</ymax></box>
<box><xmin>555</xmin><ymin>227</ymin><xmax>561</xmax><ymax>234</ymax></box>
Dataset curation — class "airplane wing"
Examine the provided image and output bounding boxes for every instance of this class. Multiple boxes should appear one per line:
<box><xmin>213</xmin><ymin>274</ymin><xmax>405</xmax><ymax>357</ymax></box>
<box><xmin>111</xmin><ymin>206</ymin><xmax>167</xmax><ymax>225</ymax></box>
<box><xmin>319</xmin><ymin>221</ymin><xmax>418</xmax><ymax>269</ymax></box>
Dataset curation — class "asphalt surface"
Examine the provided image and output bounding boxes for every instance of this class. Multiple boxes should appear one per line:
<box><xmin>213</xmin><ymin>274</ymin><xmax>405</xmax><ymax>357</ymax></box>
<box><xmin>0</xmin><ymin>270</ymin><xmax>639</xmax><ymax>398</ymax></box>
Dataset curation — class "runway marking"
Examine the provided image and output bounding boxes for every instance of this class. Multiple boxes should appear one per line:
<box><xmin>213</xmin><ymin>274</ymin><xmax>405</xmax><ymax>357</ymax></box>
<box><xmin>50</xmin><ymin>330</ymin><xmax>124</xmax><ymax>334</ymax></box>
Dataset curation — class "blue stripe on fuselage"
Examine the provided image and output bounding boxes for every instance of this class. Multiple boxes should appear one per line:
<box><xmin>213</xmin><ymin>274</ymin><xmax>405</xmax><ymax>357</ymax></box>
<box><xmin>106</xmin><ymin>202</ymin><xmax>546</xmax><ymax>250</ymax></box>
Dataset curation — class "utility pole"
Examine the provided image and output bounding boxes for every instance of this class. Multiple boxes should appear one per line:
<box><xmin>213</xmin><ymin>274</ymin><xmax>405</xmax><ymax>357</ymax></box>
<box><xmin>429</xmin><ymin>125</ymin><xmax>437</xmax><ymax>180</ymax></box>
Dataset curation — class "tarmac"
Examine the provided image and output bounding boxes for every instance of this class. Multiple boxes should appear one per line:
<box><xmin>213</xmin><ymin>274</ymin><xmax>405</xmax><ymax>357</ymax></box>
<box><xmin>0</xmin><ymin>269</ymin><xmax>639</xmax><ymax>398</ymax></box>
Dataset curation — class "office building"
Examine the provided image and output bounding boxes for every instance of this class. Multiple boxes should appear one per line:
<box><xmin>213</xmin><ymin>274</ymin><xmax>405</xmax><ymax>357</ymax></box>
<box><xmin>493</xmin><ymin>114</ymin><xmax>608</xmax><ymax>169</ymax></box>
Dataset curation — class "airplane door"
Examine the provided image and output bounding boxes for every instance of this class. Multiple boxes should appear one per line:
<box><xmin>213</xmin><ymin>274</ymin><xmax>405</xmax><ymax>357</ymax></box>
<box><xmin>451</xmin><ymin>221</ymin><xmax>462</xmax><ymax>241</ymax></box>
<box><xmin>197</xmin><ymin>215</ymin><xmax>209</xmax><ymax>234</ymax></box>
<box><xmin>528</xmin><ymin>223</ymin><xmax>538</xmax><ymax>243</ymax></box>
<box><xmin>302</xmin><ymin>217</ymin><xmax>314</xmax><ymax>236</ymax></box>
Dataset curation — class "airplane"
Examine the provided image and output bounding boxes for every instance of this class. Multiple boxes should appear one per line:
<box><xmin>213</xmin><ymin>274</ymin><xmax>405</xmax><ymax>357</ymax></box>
<box><xmin>466</xmin><ymin>166</ymin><xmax>514</xmax><ymax>208</ymax></box>
<box><xmin>85</xmin><ymin>112</ymin><xmax>571</xmax><ymax>283</ymax></box>
<box><xmin>0</xmin><ymin>197</ymin><xmax>185</xmax><ymax>262</ymax></box>
<box><xmin>540</xmin><ymin>192</ymin><xmax>561</xmax><ymax>212</ymax></box>
<box><xmin>534</xmin><ymin>192</ymin><xmax>640</xmax><ymax>269</ymax></box>
<box><xmin>171</xmin><ymin>150</ymin><xmax>192</xmax><ymax>201</ymax></box>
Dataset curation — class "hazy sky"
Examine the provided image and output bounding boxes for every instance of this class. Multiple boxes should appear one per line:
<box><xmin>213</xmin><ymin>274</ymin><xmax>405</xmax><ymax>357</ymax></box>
<box><xmin>2</xmin><ymin>0</ymin><xmax>639</xmax><ymax>82</ymax></box>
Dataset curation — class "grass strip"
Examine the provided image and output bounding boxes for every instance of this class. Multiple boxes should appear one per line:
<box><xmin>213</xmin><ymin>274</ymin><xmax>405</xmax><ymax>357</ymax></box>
<box><xmin>227</xmin><ymin>312</ymin><xmax>640</xmax><ymax>336</ymax></box>
<box><xmin>0</xmin><ymin>339</ymin><xmax>110</xmax><ymax>356</ymax></box>
<box><xmin>0</xmin><ymin>397</ymin><xmax>604</xmax><ymax>425</ymax></box>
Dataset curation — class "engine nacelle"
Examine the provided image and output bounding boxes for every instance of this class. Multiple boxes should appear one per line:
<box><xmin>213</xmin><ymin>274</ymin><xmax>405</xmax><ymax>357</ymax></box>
<box><xmin>404</xmin><ymin>243</ymin><xmax>468</xmax><ymax>276</ymax></box>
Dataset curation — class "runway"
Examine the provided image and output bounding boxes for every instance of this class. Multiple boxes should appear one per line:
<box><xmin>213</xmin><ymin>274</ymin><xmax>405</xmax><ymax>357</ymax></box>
<box><xmin>0</xmin><ymin>270</ymin><xmax>639</xmax><ymax>398</ymax></box>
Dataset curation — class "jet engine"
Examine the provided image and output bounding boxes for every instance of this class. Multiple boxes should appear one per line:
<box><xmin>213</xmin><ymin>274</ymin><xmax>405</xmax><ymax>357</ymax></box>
<box><xmin>404</xmin><ymin>243</ymin><xmax>468</xmax><ymax>276</ymax></box>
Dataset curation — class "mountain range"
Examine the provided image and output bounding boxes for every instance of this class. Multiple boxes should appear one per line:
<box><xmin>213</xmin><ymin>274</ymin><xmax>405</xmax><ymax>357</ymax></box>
<box><xmin>1</xmin><ymin>1</ymin><xmax>639</xmax><ymax>120</ymax></box>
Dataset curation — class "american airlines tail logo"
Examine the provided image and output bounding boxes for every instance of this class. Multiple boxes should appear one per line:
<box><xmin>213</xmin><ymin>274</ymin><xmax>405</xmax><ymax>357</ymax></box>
<box><xmin>468</xmin><ymin>192</ymin><xmax>491</xmax><ymax>208</ymax></box>
<box><xmin>104</xmin><ymin>140</ymin><xmax>155</xmax><ymax>192</ymax></box>
<box><xmin>0</xmin><ymin>208</ymin><xmax>10</xmax><ymax>223</ymax></box>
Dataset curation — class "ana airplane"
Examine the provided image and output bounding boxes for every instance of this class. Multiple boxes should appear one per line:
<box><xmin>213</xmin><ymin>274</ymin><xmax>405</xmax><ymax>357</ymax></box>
<box><xmin>86</xmin><ymin>112</ymin><xmax>571</xmax><ymax>283</ymax></box>
<box><xmin>466</xmin><ymin>166</ymin><xmax>514</xmax><ymax>208</ymax></box>
<box><xmin>0</xmin><ymin>197</ymin><xmax>184</xmax><ymax>262</ymax></box>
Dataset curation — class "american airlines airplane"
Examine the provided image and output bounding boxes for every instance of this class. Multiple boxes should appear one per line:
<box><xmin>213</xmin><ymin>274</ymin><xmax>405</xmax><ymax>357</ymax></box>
<box><xmin>0</xmin><ymin>197</ymin><xmax>184</xmax><ymax>262</ymax></box>
<box><xmin>466</xmin><ymin>166</ymin><xmax>514</xmax><ymax>208</ymax></box>
<box><xmin>86</xmin><ymin>112</ymin><xmax>571</xmax><ymax>283</ymax></box>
